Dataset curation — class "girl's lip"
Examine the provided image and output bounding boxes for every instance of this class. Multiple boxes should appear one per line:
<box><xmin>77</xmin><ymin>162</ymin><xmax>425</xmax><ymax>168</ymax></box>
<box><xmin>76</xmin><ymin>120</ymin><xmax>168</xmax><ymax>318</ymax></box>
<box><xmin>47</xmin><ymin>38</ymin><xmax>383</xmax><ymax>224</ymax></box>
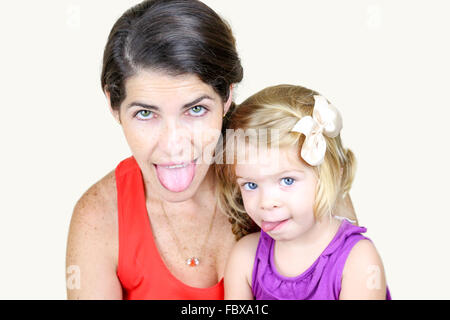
<box><xmin>261</xmin><ymin>218</ymin><xmax>290</xmax><ymax>233</ymax></box>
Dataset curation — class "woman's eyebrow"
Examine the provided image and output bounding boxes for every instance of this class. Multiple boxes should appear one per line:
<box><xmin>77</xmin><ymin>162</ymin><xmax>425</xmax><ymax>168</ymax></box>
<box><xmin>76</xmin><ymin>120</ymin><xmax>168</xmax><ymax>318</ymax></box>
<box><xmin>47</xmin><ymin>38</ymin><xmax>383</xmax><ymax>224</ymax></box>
<box><xmin>127</xmin><ymin>102</ymin><xmax>159</xmax><ymax>112</ymax></box>
<box><xmin>127</xmin><ymin>95</ymin><xmax>215</xmax><ymax>111</ymax></box>
<box><xmin>183</xmin><ymin>95</ymin><xmax>215</xmax><ymax>109</ymax></box>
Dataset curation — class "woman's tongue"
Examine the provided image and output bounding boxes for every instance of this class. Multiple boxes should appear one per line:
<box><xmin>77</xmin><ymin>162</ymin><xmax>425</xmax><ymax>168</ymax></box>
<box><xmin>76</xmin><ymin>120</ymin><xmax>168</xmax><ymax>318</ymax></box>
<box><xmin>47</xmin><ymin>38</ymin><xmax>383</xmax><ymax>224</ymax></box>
<box><xmin>155</xmin><ymin>162</ymin><xmax>196</xmax><ymax>193</ymax></box>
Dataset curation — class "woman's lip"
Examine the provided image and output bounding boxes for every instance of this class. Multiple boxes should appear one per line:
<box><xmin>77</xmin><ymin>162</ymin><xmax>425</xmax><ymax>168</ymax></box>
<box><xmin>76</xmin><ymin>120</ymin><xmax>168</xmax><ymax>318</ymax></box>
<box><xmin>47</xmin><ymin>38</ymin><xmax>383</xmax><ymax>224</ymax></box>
<box><xmin>154</xmin><ymin>158</ymin><xmax>197</xmax><ymax>167</ymax></box>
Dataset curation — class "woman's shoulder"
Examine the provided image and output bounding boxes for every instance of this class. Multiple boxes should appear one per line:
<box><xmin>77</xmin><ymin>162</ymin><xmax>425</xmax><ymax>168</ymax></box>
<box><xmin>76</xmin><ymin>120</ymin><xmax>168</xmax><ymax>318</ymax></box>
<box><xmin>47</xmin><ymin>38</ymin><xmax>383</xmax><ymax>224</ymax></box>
<box><xmin>73</xmin><ymin>169</ymin><xmax>118</xmax><ymax>224</ymax></box>
<box><xmin>68</xmin><ymin>169</ymin><xmax>119</xmax><ymax>262</ymax></box>
<box><xmin>66</xmin><ymin>168</ymin><xmax>121</xmax><ymax>298</ymax></box>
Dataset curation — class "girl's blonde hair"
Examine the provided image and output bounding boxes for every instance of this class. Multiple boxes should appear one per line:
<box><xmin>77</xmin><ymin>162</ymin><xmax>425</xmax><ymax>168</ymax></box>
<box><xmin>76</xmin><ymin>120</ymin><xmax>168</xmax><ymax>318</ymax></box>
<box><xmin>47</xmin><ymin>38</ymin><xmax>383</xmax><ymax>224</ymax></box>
<box><xmin>215</xmin><ymin>85</ymin><xmax>357</xmax><ymax>241</ymax></box>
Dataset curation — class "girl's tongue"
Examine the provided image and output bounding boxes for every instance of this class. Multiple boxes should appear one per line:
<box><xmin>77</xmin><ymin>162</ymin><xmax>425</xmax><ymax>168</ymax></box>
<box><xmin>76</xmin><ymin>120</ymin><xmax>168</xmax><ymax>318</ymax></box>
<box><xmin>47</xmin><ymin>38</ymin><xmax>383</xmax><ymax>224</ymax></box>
<box><xmin>155</xmin><ymin>161</ymin><xmax>196</xmax><ymax>193</ymax></box>
<box><xmin>261</xmin><ymin>219</ymin><xmax>288</xmax><ymax>232</ymax></box>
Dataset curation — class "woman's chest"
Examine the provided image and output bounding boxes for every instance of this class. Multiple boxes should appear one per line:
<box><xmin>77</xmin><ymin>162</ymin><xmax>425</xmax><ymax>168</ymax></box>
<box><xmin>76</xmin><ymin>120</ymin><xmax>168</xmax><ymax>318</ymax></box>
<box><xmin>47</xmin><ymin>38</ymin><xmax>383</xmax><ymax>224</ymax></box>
<box><xmin>150</xmin><ymin>213</ymin><xmax>236</xmax><ymax>288</ymax></box>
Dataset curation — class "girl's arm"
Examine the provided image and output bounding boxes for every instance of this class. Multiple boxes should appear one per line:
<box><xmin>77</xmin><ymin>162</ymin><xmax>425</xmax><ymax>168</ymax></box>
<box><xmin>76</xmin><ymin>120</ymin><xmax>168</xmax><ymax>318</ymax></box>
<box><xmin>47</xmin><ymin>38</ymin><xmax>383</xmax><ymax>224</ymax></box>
<box><xmin>224</xmin><ymin>232</ymin><xmax>260</xmax><ymax>300</ymax></box>
<box><xmin>339</xmin><ymin>240</ymin><xmax>388</xmax><ymax>300</ymax></box>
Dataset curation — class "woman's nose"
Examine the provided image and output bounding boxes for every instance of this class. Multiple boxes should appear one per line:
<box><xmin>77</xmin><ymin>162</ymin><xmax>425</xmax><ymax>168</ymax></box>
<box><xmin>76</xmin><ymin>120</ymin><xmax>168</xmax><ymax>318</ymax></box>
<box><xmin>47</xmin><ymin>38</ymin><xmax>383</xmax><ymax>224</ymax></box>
<box><xmin>158</xmin><ymin>120</ymin><xmax>191</xmax><ymax>157</ymax></box>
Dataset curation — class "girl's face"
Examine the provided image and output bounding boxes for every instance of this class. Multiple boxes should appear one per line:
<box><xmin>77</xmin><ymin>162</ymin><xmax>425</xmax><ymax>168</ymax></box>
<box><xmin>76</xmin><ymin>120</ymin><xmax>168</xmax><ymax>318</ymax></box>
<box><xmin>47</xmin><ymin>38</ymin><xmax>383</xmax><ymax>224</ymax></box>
<box><xmin>110</xmin><ymin>70</ymin><xmax>232</xmax><ymax>202</ymax></box>
<box><xmin>235</xmin><ymin>144</ymin><xmax>318</xmax><ymax>241</ymax></box>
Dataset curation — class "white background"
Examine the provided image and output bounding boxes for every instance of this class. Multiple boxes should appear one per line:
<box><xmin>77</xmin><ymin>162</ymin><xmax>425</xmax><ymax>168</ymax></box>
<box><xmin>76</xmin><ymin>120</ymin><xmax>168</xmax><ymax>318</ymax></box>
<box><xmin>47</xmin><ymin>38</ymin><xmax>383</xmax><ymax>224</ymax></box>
<box><xmin>0</xmin><ymin>0</ymin><xmax>449</xmax><ymax>299</ymax></box>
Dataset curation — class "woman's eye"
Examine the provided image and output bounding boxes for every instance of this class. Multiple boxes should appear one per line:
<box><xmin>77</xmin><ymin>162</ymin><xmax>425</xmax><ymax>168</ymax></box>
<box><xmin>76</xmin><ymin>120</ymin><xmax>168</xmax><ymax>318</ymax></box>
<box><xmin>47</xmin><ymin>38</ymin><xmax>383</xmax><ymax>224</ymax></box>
<box><xmin>136</xmin><ymin>110</ymin><xmax>154</xmax><ymax>120</ymax></box>
<box><xmin>188</xmin><ymin>105</ymin><xmax>208</xmax><ymax>117</ymax></box>
<box><xmin>242</xmin><ymin>182</ymin><xmax>258</xmax><ymax>191</ymax></box>
<box><xmin>281</xmin><ymin>177</ymin><xmax>295</xmax><ymax>187</ymax></box>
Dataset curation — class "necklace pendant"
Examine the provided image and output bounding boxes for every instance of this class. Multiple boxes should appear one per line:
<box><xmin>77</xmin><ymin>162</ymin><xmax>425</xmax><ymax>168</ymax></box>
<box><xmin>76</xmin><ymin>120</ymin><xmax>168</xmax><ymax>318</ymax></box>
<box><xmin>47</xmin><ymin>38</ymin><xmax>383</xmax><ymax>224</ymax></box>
<box><xmin>186</xmin><ymin>257</ymin><xmax>199</xmax><ymax>267</ymax></box>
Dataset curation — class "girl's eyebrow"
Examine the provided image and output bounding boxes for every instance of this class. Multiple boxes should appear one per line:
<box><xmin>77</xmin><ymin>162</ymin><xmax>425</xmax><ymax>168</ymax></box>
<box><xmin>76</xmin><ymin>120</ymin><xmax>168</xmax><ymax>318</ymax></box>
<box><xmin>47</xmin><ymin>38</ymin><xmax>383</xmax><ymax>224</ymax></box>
<box><xmin>127</xmin><ymin>95</ymin><xmax>214</xmax><ymax>111</ymax></box>
<box><xmin>281</xmin><ymin>169</ymin><xmax>306</xmax><ymax>175</ymax></box>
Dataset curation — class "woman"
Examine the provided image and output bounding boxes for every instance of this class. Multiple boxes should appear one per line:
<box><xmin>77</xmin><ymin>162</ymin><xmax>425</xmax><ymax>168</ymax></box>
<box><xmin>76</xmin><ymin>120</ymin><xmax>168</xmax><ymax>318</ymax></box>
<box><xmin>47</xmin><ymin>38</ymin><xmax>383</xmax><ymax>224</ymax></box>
<box><xmin>66</xmin><ymin>0</ymin><xmax>355</xmax><ymax>299</ymax></box>
<box><xmin>66</xmin><ymin>0</ymin><xmax>242</xmax><ymax>300</ymax></box>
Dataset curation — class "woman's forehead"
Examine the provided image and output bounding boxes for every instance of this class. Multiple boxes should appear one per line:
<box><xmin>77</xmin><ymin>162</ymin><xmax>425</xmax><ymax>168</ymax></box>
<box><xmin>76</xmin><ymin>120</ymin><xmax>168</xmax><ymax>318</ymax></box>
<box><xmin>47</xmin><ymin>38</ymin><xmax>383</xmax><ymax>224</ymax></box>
<box><xmin>123</xmin><ymin>70</ymin><xmax>219</xmax><ymax>105</ymax></box>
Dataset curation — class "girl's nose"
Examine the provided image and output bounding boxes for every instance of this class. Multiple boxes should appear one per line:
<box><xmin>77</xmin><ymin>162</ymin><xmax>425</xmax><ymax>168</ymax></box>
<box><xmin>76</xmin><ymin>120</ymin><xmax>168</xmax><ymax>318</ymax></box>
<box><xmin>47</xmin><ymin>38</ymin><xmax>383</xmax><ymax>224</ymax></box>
<box><xmin>259</xmin><ymin>192</ymin><xmax>282</xmax><ymax>211</ymax></box>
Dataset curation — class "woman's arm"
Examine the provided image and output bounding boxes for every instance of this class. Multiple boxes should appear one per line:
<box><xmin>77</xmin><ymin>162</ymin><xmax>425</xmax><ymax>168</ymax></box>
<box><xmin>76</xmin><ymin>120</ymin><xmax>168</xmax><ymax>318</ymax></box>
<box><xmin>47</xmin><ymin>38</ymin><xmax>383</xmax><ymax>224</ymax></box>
<box><xmin>224</xmin><ymin>232</ymin><xmax>260</xmax><ymax>300</ymax></box>
<box><xmin>66</xmin><ymin>182</ymin><xmax>122</xmax><ymax>299</ymax></box>
<box><xmin>339</xmin><ymin>240</ymin><xmax>388</xmax><ymax>300</ymax></box>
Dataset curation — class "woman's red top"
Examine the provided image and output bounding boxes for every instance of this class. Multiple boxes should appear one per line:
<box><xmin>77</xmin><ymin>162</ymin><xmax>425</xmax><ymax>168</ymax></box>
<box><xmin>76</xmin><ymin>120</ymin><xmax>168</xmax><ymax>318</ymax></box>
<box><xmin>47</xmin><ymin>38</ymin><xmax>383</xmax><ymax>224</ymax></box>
<box><xmin>115</xmin><ymin>156</ymin><xmax>224</xmax><ymax>299</ymax></box>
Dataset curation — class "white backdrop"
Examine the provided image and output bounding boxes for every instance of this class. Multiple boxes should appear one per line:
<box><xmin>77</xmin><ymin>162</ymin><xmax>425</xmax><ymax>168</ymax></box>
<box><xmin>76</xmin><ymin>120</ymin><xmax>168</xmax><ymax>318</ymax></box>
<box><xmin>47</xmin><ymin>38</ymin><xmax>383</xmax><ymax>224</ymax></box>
<box><xmin>0</xmin><ymin>0</ymin><xmax>449</xmax><ymax>299</ymax></box>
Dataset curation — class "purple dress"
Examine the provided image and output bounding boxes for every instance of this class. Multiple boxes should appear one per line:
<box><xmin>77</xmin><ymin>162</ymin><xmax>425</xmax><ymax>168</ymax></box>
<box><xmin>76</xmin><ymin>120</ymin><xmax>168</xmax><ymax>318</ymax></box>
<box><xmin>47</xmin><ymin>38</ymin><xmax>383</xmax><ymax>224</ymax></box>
<box><xmin>251</xmin><ymin>219</ymin><xmax>392</xmax><ymax>300</ymax></box>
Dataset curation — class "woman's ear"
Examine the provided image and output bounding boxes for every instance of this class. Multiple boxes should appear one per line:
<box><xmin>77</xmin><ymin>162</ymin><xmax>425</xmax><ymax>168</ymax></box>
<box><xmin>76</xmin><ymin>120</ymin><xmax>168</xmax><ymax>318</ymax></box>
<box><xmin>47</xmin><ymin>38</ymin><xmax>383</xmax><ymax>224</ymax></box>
<box><xmin>223</xmin><ymin>85</ymin><xmax>234</xmax><ymax>116</ymax></box>
<box><xmin>105</xmin><ymin>88</ymin><xmax>121</xmax><ymax>125</ymax></box>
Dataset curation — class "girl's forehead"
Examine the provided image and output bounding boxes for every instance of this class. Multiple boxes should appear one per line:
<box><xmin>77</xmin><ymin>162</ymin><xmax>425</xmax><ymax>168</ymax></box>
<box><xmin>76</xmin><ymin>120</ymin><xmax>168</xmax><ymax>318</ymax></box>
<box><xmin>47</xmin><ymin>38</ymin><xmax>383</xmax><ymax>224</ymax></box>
<box><xmin>234</xmin><ymin>144</ymin><xmax>307</xmax><ymax>177</ymax></box>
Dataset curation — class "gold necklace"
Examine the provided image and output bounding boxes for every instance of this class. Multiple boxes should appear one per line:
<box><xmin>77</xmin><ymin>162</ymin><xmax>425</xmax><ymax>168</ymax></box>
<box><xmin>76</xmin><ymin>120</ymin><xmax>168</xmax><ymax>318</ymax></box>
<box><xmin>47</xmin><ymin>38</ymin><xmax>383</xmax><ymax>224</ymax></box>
<box><xmin>159</xmin><ymin>200</ymin><xmax>217</xmax><ymax>267</ymax></box>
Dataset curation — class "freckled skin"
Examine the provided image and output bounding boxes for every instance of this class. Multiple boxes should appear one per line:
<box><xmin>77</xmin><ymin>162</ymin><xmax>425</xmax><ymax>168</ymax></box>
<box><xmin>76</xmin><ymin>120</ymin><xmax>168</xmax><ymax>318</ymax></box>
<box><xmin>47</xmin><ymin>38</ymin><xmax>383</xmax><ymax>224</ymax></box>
<box><xmin>66</xmin><ymin>71</ymin><xmax>237</xmax><ymax>299</ymax></box>
<box><xmin>112</xmin><ymin>70</ymin><xmax>229</xmax><ymax>204</ymax></box>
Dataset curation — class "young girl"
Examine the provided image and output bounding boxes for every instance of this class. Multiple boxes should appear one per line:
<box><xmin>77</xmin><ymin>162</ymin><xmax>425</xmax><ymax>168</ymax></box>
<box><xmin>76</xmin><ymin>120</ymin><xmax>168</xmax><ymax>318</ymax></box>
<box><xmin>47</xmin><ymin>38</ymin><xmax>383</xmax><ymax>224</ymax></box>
<box><xmin>215</xmin><ymin>85</ymin><xmax>391</xmax><ymax>300</ymax></box>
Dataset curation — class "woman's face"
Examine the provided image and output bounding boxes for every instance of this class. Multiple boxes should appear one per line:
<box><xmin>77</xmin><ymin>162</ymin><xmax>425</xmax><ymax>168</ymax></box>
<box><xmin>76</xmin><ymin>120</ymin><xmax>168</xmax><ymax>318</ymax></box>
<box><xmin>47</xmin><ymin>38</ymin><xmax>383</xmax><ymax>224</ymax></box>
<box><xmin>110</xmin><ymin>70</ymin><xmax>232</xmax><ymax>202</ymax></box>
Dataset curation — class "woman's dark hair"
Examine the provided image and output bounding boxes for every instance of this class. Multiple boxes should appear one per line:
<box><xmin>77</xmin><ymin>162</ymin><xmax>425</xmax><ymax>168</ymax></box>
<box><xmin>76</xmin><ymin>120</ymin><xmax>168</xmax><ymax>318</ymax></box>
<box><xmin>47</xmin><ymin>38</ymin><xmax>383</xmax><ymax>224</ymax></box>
<box><xmin>101</xmin><ymin>0</ymin><xmax>243</xmax><ymax>110</ymax></box>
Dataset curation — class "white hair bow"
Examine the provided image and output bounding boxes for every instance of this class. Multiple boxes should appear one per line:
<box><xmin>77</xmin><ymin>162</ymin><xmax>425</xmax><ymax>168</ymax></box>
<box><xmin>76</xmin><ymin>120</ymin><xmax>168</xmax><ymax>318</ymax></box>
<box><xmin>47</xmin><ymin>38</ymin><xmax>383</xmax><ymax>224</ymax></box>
<box><xmin>291</xmin><ymin>95</ymin><xmax>343</xmax><ymax>166</ymax></box>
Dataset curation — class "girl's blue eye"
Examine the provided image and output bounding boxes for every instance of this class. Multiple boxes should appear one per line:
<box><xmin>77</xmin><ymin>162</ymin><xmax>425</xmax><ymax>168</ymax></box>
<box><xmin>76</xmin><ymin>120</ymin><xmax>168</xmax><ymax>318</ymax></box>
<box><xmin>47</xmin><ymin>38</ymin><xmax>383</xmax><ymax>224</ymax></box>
<box><xmin>188</xmin><ymin>105</ymin><xmax>207</xmax><ymax>117</ymax></box>
<box><xmin>243</xmin><ymin>182</ymin><xmax>258</xmax><ymax>191</ymax></box>
<box><xmin>281</xmin><ymin>177</ymin><xmax>295</xmax><ymax>186</ymax></box>
<box><xmin>136</xmin><ymin>110</ymin><xmax>154</xmax><ymax>120</ymax></box>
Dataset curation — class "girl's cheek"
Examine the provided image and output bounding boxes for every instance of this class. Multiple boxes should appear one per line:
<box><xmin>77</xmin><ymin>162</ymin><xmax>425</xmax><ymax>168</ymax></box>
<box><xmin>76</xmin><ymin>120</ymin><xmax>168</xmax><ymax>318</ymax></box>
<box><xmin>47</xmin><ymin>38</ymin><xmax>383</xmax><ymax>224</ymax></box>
<box><xmin>242</xmin><ymin>193</ymin><xmax>259</xmax><ymax>221</ymax></box>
